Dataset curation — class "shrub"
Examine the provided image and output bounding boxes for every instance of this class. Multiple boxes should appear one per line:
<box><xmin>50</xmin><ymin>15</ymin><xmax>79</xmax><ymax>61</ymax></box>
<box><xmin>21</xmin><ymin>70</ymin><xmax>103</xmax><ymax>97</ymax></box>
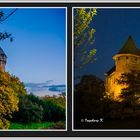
<box><xmin>41</xmin><ymin>96</ymin><xmax>66</xmax><ymax>122</ymax></box>
<box><xmin>12</xmin><ymin>94</ymin><xmax>66</xmax><ymax>123</ymax></box>
<box><xmin>12</xmin><ymin>95</ymin><xmax>44</xmax><ymax>123</ymax></box>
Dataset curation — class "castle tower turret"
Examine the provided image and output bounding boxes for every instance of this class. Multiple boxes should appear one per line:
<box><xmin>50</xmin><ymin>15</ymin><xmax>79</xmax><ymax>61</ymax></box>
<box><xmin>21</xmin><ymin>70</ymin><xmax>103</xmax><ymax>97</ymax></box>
<box><xmin>113</xmin><ymin>36</ymin><xmax>140</xmax><ymax>74</ymax></box>
<box><xmin>0</xmin><ymin>47</ymin><xmax>7</xmax><ymax>71</ymax></box>
<box><xmin>105</xmin><ymin>36</ymin><xmax>140</xmax><ymax>100</ymax></box>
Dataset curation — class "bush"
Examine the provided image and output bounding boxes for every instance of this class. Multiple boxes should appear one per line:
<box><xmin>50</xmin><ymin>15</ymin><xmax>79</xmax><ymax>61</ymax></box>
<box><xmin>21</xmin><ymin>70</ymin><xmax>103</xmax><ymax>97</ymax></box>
<box><xmin>41</xmin><ymin>96</ymin><xmax>66</xmax><ymax>122</ymax></box>
<box><xmin>12</xmin><ymin>94</ymin><xmax>66</xmax><ymax>123</ymax></box>
<box><xmin>12</xmin><ymin>95</ymin><xmax>44</xmax><ymax>123</ymax></box>
<box><xmin>25</xmin><ymin>94</ymin><xmax>66</xmax><ymax>122</ymax></box>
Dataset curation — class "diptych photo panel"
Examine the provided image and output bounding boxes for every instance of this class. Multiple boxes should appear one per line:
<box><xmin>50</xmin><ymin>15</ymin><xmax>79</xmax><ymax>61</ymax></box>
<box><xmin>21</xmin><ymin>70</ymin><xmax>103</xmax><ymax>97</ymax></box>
<box><xmin>0</xmin><ymin>7</ymin><xmax>67</xmax><ymax>131</ymax></box>
<box><xmin>73</xmin><ymin>7</ymin><xmax>140</xmax><ymax>131</ymax></box>
<box><xmin>1</xmin><ymin>2</ymin><xmax>140</xmax><ymax>137</ymax></box>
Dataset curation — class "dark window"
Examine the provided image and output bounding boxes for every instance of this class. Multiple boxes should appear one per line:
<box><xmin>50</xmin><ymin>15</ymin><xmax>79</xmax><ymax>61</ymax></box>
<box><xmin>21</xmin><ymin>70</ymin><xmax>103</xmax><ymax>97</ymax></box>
<box><xmin>126</xmin><ymin>56</ymin><xmax>128</xmax><ymax>59</ymax></box>
<box><xmin>135</xmin><ymin>58</ymin><xmax>137</xmax><ymax>61</ymax></box>
<box><xmin>118</xmin><ymin>57</ymin><xmax>120</xmax><ymax>60</ymax></box>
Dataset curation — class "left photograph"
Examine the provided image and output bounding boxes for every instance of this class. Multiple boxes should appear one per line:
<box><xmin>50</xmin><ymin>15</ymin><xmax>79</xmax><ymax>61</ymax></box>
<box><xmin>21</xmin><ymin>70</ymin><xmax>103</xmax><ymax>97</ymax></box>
<box><xmin>0</xmin><ymin>8</ymin><xmax>66</xmax><ymax>130</ymax></box>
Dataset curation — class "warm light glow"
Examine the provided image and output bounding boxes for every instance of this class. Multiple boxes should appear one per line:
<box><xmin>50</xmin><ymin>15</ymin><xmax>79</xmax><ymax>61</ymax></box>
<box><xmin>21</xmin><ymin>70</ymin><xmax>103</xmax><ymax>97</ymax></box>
<box><xmin>105</xmin><ymin>53</ymin><xmax>140</xmax><ymax>101</ymax></box>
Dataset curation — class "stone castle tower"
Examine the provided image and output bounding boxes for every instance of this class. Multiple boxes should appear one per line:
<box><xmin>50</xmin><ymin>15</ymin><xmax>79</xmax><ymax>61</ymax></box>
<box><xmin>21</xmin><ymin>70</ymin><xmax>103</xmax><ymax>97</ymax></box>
<box><xmin>105</xmin><ymin>36</ymin><xmax>140</xmax><ymax>100</ymax></box>
<box><xmin>0</xmin><ymin>47</ymin><xmax>7</xmax><ymax>71</ymax></box>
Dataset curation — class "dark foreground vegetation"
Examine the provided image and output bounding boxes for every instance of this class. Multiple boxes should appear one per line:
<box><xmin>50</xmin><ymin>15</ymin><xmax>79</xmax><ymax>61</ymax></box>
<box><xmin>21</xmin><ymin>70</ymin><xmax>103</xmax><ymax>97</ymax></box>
<box><xmin>74</xmin><ymin>71</ymin><xmax>140</xmax><ymax>129</ymax></box>
<box><xmin>10</xmin><ymin>94</ymin><xmax>66</xmax><ymax>129</ymax></box>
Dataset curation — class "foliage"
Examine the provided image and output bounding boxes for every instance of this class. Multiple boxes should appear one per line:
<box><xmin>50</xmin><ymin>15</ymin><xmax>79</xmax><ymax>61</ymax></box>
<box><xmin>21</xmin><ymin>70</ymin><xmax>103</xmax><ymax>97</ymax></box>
<box><xmin>12</xmin><ymin>94</ymin><xmax>44</xmax><ymax>123</ymax></box>
<box><xmin>74</xmin><ymin>71</ymin><xmax>140</xmax><ymax>128</ymax></box>
<box><xmin>0</xmin><ymin>68</ymin><xmax>20</xmax><ymax>129</ymax></box>
<box><xmin>10</xmin><ymin>75</ymin><xmax>27</xmax><ymax>96</ymax></box>
<box><xmin>105</xmin><ymin>70</ymin><xmax>140</xmax><ymax>120</ymax></box>
<box><xmin>102</xmin><ymin>99</ymin><xmax>140</xmax><ymax>120</ymax></box>
<box><xmin>102</xmin><ymin>70</ymin><xmax>140</xmax><ymax>120</ymax></box>
<box><xmin>0</xmin><ymin>9</ymin><xmax>28</xmax><ymax>129</ymax></box>
<box><xmin>26</xmin><ymin>94</ymin><xmax>66</xmax><ymax>122</ymax></box>
<box><xmin>74</xmin><ymin>8</ymin><xmax>97</xmax><ymax>71</ymax></box>
<box><xmin>41</xmin><ymin>96</ymin><xmax>66</xmax><ymax>122</ymax></box>
<box><xmin>12</xmin><ymin>94</ymin><xmax>66</xmax><ymax>123</ymax></box>
<box><xmin>9</xmin><ymin>122</ymin><xmax>55</xmax><ymax>129</ymax></box>
<box><xmin>75</xmin><ymin>75</ymin><xmax>105</xmax><ymax>119</ymax></box>
<box><xmin>117</xmin><ymin>70</ymin><xmax>140</xmax><ymax>105</ymax></box>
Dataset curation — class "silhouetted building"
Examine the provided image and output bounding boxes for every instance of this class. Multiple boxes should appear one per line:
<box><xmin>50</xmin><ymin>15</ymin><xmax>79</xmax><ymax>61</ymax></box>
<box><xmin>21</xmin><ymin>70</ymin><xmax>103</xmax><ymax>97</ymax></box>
<box><xmin>105</xmin><ymin>36</ymin><xmax>140</xmax><ymax>100</ymax></box>
<box><xmin>0</xmin><ymin>47</ymin><xmax>7</xmax><ymax>71</ymax></box>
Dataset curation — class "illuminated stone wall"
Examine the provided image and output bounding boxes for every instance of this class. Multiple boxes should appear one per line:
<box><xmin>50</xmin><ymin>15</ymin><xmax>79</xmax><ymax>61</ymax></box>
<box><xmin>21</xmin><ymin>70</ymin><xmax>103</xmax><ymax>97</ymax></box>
<box><xmin>105</xmin><ymin>54</ymin><xmax>140</xmax><ymax>101</ymax></box>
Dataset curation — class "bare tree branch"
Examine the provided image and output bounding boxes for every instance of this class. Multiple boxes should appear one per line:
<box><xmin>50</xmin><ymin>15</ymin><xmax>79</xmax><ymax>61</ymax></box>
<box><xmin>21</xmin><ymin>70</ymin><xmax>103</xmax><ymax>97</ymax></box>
<box><xmin>0</xmin><ymin>8</ymin><xmax>18</xmax><ymax>22</ymax></box>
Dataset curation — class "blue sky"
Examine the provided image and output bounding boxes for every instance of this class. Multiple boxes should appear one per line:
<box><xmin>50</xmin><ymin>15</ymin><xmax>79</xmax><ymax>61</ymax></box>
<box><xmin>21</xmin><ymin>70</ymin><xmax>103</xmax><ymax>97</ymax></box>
<box><xmin>0</xmin><ymin>8</ymin><xmax>66</xmax><ymax>84</ymax></box>
<box><xmin>76</xmin><ymin>8</ymin><xmax>140</xmax><ymax>80</ymax></box>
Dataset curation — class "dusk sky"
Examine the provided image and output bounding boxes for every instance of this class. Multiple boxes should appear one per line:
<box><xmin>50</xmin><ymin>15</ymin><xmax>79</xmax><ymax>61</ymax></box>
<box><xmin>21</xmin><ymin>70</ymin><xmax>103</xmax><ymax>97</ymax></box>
<box><xmin>78</xmin><ymin>8</ymin><xmax>140</xmax><ymax>81</ymax></box>
<box><xmin>0</xmin><ymin>8</ymin><xmax>66</xmax><ymax>84</ymax></box>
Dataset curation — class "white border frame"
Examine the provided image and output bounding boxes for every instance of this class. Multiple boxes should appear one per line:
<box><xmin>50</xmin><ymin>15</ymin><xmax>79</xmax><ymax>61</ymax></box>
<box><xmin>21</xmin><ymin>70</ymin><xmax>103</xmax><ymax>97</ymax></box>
<box><xmin>0</xmin><ymin>7</ymin><xmax>67</xmax><ymax>132</ymax></box>
<box><xmin>72</xmin><ymin>7</ymin><xmax>140</xmax><ymax>132</ymax></box>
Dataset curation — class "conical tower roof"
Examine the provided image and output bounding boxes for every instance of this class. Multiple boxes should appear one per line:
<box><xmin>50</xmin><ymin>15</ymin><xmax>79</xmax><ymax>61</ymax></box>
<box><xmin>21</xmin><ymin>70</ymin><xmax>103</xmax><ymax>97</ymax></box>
<box><xmin>118</xmin><ymin>36</ymin><xmax>140</xmax><ymax>56</ymax></box>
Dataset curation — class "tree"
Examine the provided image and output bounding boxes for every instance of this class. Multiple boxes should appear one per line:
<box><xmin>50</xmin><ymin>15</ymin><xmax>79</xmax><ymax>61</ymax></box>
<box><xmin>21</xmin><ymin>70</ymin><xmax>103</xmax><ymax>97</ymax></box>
<box><xmin>0</xmin><ymin>69</ymin><xmax>18</xmax><ymax>129</ymax></box>
<box><xmin>117</xmin><ymin>70</ymin><xmax>140</xmax><ymax>106</ymax></box>
<box><xmin>74</xmin><ymin>8</ymin><xmax>97</xmax><ymax>79</ymax></box>
<box><xmin>74</xmin><ymin>75</ymin><xmax>105</xmax><ymax>125</ymax></box>
<box><xmin>0</xmin><ymin>68</ymin><xmax>27</xmax><ymax>129</ymax></box>
<box><xmin>41</xmin><ymin>96</ymin><xmax>66</xmax><ymax>122</ymax></box>
<box><xmin>12</xmin><ymin>94</ymin><xmax>44</xmax><ymax>123</ymax></box>
<box><xmin>0</xmin><ymin>9</ymin><xmax>21</xmax><ymax>129</ymax></box>
<box><xmin>104</xmin><ymin>70</ymin><xmax>140</xmax><ymax>120</ymax></box>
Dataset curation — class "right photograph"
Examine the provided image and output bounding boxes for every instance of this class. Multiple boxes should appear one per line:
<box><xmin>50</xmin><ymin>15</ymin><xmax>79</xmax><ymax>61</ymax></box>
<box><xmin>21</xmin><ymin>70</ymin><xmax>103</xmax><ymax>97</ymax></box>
<box><xmin>73</xmin><ymin>8</ymin><xmax>140</xmax><ymax>130</ymax></box>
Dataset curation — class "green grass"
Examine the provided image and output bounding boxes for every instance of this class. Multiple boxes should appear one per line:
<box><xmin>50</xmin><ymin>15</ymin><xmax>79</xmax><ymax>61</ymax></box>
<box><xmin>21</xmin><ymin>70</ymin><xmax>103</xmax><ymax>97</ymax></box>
<box><xmin>9</xmin><ymin>121</ymin><xmax>66</xmax><ymax>129</ymax></box>
<box><xmin>9</xmin><ymin>122</ymin><xmax>55</xmax><ymax>129</ymax></box>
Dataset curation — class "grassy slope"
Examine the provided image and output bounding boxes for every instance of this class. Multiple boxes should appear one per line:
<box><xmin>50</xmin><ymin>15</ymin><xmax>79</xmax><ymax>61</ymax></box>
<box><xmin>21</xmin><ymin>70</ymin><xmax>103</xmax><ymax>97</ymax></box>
<box><xmin>9</xmin><ymin>122</ymin><xmax>54</xmax><ymax>129</ymax></box>
<box><xmin>9</xmin><ymin>121</ymin><xmax>66</xmax><ymax>129</ymax></box>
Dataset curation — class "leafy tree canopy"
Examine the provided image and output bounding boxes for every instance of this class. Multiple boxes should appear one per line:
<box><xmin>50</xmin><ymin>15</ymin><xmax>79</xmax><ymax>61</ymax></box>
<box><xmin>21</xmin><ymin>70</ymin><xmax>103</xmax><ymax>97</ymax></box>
<box><xmin>0</xmin><ymin>68</ymin><xmax>27</xmax><ymax>129</ymax></box>
<box><xmin>74</xmin><ymin>8</ymin><xmax>97</xmax><ymax>69</ymax></box>
<box><xmin>117</xmin><ymin>70</ymin><xmax>140</xmax><ymax>105</ymax></box>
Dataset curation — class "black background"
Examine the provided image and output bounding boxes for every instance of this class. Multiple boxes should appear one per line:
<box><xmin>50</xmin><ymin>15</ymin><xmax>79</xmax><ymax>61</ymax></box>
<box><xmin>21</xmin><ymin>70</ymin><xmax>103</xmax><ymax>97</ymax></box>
<box><xmin>0</xmin><ymin>2</ymin><xmax>140</xmax><ymax>137</ymax></box>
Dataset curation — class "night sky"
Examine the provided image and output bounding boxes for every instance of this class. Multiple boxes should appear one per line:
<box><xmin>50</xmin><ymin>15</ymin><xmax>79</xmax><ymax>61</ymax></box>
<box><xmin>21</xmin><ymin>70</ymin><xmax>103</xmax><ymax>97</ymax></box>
<box><xmin>0</xmin><ymin>8</ymin><xmax>66</xmax><ymax>84</ymax></box>
<box><xmin>79</xmin><ymin>8</ymin><xmax>140</xmax><ymax>81</ymax></box>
